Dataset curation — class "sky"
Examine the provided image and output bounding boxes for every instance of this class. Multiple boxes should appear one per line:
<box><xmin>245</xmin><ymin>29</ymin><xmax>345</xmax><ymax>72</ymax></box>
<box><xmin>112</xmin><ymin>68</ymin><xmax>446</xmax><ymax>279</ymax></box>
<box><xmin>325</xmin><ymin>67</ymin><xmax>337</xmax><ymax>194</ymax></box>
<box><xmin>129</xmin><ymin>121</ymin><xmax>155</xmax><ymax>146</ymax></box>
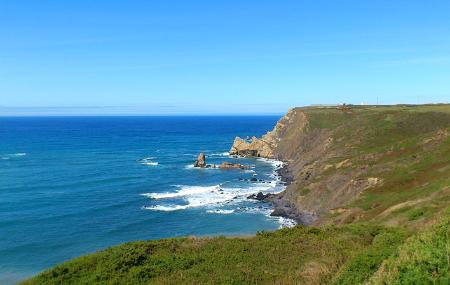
<box><xmin>1</xmin><ymin>0</ymin><xmax>450</xmax><ymax>115</ymax></box>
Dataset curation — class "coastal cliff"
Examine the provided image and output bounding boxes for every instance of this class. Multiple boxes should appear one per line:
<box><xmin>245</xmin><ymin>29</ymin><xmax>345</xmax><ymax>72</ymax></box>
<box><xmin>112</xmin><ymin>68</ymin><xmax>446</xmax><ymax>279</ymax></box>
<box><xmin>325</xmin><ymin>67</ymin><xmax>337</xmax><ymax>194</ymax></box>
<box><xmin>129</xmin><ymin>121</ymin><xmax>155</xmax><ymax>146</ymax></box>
<box><xmin>232</xmin><ymin>104</ymin><xmax>450</xmax><ymax>226</ymax></box>
<box><xmin>23</xmin><ymin>104</ymin><xmax>450</xmax><ymax>285</ymax></box>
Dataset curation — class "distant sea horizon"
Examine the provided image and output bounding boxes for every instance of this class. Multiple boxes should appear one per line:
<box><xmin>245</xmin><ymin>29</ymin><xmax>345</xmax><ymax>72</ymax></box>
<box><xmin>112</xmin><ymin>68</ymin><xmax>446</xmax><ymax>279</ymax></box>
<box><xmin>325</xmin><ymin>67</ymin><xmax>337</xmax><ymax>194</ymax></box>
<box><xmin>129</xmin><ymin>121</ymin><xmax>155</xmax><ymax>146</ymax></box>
<box><xmin>0</xmin><ymin>115</ymin><xmax>293</xmax><ymax>284</ymax></box>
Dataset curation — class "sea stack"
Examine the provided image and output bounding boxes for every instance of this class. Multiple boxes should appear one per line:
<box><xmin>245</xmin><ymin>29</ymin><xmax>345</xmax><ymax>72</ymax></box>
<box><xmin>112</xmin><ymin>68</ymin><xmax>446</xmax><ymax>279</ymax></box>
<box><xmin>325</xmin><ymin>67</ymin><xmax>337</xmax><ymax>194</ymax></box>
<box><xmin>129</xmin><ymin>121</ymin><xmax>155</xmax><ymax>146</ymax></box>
<box><xmin>194</xmin><ymin>152</ymin><xmax>206</xmax><ymax>167</ymax></box>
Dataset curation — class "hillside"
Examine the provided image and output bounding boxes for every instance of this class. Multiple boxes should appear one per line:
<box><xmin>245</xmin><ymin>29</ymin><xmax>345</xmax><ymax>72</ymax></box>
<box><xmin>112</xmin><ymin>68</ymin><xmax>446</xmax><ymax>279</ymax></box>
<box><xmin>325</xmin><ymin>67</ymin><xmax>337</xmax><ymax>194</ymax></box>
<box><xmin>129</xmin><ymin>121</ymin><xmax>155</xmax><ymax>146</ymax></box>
<box><xmin>23</xmin><ymin>105</ymin><xmax>450</xmax><ymax>284</ymax></box>
<box><xmin>268</xmin><ymin>104</ymin><xmax>450</xmax><ymax>229</ymax></box>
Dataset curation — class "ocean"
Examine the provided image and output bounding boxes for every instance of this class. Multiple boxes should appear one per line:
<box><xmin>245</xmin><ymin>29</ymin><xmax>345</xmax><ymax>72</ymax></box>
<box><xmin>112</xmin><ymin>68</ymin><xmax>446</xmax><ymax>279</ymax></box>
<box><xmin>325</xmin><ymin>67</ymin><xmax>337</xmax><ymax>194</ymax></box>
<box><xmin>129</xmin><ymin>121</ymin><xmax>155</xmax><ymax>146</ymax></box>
<box><xmin>0</xmin><ymin>116</ymin><xmax>294</xmax><ymax>284</ymax></box>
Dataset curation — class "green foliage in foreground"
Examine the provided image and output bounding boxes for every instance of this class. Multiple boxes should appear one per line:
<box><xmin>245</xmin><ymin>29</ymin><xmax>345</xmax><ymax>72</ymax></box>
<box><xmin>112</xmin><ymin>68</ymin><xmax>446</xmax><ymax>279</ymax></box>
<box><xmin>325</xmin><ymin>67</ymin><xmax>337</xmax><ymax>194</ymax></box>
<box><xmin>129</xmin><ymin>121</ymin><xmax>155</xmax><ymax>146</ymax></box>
<box><xmin>22</xmin><ymin>224</ymin><xmax>406</xmax><ymax>285</ymax></box>
<box><xmin>22</xmin><ymin>215</ymin><xmax>450</xmax><ymax>285</ymax></box>
<box><xmin>368</xmin><ymin>214</ymin><xmax>450</xmax><ymax>285</ymax></box>
<box><xmin>332</xmin><ymin>230</ymin><xmax>407</xmax><ymax>285</ymax></box>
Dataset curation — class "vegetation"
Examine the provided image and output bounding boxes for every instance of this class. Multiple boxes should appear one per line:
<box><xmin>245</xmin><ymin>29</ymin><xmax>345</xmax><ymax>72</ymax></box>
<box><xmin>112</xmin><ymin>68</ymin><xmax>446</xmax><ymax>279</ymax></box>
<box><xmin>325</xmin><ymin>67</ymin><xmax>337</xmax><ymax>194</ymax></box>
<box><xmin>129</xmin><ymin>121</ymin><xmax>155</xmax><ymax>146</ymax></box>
<box><xmin>368</xmin><ymin>212</ymin><xmax>450</xmax><ymax>285</ymax></box>
<box><xmin>22</xmin><ymin>225</ymin><xmax>408</xmax><ymax>285</ymax></box>
<box><xmin>22</xmin><ymin>105</ymin><xmax>450</xmax><ymax>284</ymax></box>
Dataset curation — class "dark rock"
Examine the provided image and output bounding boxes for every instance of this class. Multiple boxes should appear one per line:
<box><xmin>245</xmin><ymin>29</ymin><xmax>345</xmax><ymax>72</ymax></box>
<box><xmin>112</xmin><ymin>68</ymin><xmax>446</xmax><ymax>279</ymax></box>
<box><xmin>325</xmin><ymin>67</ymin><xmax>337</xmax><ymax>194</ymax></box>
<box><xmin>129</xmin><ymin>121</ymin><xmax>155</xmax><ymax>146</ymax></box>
<box><xmin>270</xmin><ymin>199</ymin><xmax>316</xmax><ymax>225</ymax></box>
<box><xmin>247</xmin><ymin>192</ymin><xmax>274</xmax><ymax>201</ymax></box>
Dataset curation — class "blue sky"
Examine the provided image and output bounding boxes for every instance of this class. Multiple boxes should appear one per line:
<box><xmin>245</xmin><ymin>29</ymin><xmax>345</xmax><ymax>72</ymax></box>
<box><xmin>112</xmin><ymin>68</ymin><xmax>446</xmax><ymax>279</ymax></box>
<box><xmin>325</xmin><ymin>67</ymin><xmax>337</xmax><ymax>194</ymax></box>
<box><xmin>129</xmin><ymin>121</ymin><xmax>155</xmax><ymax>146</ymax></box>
<box><xmin>1</xmin><ymin>0</ymin><xmax>450</xmax><ymax>115</ymax></box>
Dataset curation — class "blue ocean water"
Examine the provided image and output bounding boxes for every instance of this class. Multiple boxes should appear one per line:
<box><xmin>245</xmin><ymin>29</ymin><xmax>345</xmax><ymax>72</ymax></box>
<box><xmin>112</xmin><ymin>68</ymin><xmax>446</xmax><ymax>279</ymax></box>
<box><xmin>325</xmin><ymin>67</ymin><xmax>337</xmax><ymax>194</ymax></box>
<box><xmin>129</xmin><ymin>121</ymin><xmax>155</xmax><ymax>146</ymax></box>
<box><xmin>0</xmin><ymin>116</ymin><xmax>292</xmax><ymax>284</ymax></box>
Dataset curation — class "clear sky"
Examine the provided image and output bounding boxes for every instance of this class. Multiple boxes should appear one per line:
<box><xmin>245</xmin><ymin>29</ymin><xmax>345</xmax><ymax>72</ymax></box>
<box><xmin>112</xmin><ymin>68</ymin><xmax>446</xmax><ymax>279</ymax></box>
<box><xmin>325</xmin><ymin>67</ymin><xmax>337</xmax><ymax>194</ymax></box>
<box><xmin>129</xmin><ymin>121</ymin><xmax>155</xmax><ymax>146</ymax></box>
<box><xmin>1</xmin><ymin>0</ymin><xmax>450</xmax><ymax>115</ymax></box>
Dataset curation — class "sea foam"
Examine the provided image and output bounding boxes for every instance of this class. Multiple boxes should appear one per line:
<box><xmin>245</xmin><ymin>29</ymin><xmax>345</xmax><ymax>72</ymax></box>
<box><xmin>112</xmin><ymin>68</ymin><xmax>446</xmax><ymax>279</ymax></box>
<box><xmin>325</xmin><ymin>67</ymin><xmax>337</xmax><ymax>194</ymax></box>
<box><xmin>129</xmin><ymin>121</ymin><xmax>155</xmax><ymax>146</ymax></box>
<box><xmin>139</xmin><ymin>157</ymin><xmax>158</xmax><ymax>166</ymax></box>
<box><xmin>142</xmin><ymin>183</ymin><xmax>277</xmax><ymax>211</ymax></box>
<box><xmin>143</xmin><ymin>205</ymin><xmax>189</xmax><ymax>211</ymax></box>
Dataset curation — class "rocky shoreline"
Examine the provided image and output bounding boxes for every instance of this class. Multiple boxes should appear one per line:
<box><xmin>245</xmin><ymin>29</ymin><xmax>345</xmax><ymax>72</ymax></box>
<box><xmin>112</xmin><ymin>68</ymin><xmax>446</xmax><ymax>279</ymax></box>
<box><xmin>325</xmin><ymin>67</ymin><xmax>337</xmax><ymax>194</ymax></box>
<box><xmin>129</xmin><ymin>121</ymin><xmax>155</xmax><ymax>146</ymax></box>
<box><xmin>192</xmin><ymin>109</ymin><xmax>315</xmax><ymax>225</ymax></box>
<box><xmin>246</xmin><ymin>161</ymin><xmax>315</xmax><ymax>225</ymax></box>
<box><xmin>228</xmin><ymin>109</ymin><xmax>317</xmax><ymax>225</ymax></box>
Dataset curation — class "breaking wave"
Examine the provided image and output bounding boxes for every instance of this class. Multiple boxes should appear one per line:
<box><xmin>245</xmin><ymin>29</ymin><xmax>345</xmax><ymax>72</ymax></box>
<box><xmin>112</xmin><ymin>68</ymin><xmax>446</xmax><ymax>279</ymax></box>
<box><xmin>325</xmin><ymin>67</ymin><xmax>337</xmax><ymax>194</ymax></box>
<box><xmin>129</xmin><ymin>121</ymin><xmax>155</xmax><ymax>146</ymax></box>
<box><xmin>142</xmin><ymin>156</ymin><xmax>296</xmax><ymax>227</ymax></box>
<box><xmin>142</xmin><ymin>183</ymin><xmax>278</xmax><ymax>211</ymax></box>
<box><xmin>142</xmin><ymin>205</ymin><xmax>189</xmax><ymax>211</ymax></box>
<box><xmin>1</xmin><ymin>153</ymin><xmax>28</xmax><ymax>160</ymax></box>
<box><xmin>139</xmin><ymin>157</ymin><xmax>158</xmax><ymax>166</ymax></box>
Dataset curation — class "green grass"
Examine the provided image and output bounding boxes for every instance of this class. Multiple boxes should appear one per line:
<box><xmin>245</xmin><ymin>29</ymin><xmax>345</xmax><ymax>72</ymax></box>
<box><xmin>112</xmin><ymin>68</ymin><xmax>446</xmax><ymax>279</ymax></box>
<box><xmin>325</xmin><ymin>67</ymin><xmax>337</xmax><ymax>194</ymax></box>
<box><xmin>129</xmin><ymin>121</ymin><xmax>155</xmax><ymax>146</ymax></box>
<box><xmin>22</xmin><ymin>225</ymin><xmax>405</xmax><ymax>285</ymax></box>
<box><xmin>332</xmin><ymin>229</ymin><xmax>407</xmax><ymax>285</ymax></box>
<box><xmin>368</xmin><ymin>213</ymin><xmax>450</xmax><ymax>285</ymax></box>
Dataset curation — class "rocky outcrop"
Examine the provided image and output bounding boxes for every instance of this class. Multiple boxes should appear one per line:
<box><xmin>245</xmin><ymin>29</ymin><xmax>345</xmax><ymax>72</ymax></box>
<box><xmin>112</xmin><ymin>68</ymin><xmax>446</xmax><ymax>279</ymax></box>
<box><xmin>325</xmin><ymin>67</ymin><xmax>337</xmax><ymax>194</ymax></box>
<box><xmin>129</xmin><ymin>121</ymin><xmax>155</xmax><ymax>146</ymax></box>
<box><xmin>193</xmin><ymin>153</ymin><xmax>249</xmax><ymax>169</ymax></box>
<box><xmin>229</xmin><ymin>137</ymin><xmax>274</xmax><ymax>158</ymax></box>
<box><xmin>219</xmin><ymin>162</ymin><xmax>249</xmax><ymax>169</ymax></box>
<box><xmin>247</xmin><ymin>192</ymin><xmax>274</xmax><ymax>201</ymax></box>
<box><xmin>194</xmin><ymin>153</ymin><xmax>206</xmax><ymax>167</ymax></box>
<box><xmin>229</xmin><ymin>108</ymin><xmax>308</xmax><ymax>160</ymax></box>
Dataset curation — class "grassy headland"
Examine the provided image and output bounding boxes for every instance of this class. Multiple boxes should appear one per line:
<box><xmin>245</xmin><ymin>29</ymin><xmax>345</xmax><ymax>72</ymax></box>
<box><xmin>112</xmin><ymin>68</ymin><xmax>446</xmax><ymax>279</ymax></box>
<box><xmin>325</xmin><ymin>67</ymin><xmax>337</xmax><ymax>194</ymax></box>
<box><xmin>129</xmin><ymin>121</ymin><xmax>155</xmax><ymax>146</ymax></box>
<box><xmin>23</xmin><ymin>104</ymin><xmax>450</xmax><ymax>284</ymax></box>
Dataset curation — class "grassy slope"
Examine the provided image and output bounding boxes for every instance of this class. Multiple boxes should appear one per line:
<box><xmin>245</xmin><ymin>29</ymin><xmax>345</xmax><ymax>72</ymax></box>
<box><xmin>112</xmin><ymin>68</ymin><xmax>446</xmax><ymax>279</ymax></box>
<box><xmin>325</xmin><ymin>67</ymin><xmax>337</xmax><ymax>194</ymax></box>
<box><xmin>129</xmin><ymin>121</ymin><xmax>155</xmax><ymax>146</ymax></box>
<box><xmin>368</xmin><ymin>210</ymin><xmax>450</xmax><ymax>285</ymax></box>
<box><xmin>23</xmin><ymin>105</ymin><xmax>450</xmax><ymax>284</ymax></box>
<box><xmin>22</xmin><ymin>225</ymin><xmax>407</xmax><ymax>285</ymax></box>
<box><xmin>302</xmin><ymin>104</ymin><xmax>450</xmax><ymax>228</ymax></box>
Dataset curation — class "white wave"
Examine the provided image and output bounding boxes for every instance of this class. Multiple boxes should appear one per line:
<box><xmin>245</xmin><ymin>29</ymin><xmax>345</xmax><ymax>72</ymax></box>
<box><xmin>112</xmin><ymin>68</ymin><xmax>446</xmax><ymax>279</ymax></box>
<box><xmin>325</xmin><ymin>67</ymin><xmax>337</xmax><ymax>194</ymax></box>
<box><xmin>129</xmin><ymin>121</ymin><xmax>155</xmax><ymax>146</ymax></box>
<box><xmin>2</xmin><ymin>153</ymin><xmax>27</xmax><ymax>158</ymax></box>
<box><xmin>277</xmin><ymin>217</ymin><xmax>297</xmax><ymax>228</ymax></box>
<box><xmin>238</xmin><ymin>206</ymin><xmax>297</xmax><ymax>228</ymax></box>
<box><xmin>139</xmin><ymin>157</ymin><xmax>158</xmax><ymax>166</ymax></box>
<box><xmin>207</xmin><ymin>152</ymin><xmax>229</xmax><ymax>157</ymax></box>
<box><xmin>257</xmin><ymin>157</ymin><xmax>283</xmax><ymax>169</ymax></box>
<box><xmin>142</xmin><ymin>183</ymin><xmax>277</xmax><ymax>212</ymax></box>
<box><xmin>206</xmin><ymin>209</ymin><xmax>235</xmax><ymax>214</ymax></box>
<box><xmin>142</xmin><ymin>185</ymin><xmax>221</xmax><ymax>199</ymax></box>
<box><xmin>142</xmin><ymin>205</ymin><xmax>189</xmax><ymax>211</ymax></box>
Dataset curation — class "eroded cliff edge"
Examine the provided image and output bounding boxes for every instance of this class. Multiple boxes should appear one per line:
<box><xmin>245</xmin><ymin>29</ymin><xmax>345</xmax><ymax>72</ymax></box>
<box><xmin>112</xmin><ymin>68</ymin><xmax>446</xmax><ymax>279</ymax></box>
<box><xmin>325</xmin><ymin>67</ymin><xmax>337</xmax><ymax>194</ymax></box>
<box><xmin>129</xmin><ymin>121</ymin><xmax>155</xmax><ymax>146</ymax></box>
<box><xmin>230</xmin><ymin>105</ymin><xmax>450</xmax><ymax>226</ymax></box>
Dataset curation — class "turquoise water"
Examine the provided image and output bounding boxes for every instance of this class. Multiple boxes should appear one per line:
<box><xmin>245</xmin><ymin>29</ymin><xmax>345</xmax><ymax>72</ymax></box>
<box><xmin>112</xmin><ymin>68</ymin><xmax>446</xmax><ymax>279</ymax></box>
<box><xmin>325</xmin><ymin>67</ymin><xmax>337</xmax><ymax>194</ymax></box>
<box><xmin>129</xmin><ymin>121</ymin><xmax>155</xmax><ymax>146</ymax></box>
<box><xmin>0</xmin><ymin>116</ymin><xmax>292</xmax><ymax>284</ymax></box>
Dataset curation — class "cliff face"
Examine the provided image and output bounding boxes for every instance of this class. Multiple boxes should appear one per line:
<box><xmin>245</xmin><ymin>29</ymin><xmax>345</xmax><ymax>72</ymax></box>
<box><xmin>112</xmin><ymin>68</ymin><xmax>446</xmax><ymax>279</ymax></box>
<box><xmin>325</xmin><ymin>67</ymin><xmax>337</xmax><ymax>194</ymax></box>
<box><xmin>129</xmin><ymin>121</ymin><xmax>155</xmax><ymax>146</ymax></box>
<box><xmin>233</xmin><ymin>105</ymin><xmax>450</xmax><ymax>226</ymax></box>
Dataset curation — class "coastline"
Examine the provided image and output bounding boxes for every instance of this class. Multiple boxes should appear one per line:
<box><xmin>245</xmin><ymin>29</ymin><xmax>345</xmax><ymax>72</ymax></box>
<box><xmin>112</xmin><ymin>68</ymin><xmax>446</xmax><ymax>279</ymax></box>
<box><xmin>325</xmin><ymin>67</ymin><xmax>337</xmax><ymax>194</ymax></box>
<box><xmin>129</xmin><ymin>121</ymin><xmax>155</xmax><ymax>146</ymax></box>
<box><xmin>269</xmin><ymin>161</ymin><xmax>315</xmax><ymax>225</ymax></box>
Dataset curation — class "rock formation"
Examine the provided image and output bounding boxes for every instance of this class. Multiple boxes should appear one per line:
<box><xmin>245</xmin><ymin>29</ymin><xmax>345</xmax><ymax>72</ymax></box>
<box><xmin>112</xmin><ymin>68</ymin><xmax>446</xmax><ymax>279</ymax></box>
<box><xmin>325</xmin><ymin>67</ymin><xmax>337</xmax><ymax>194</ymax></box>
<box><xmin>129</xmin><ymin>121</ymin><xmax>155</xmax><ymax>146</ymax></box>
<box><xmin>229</xmin><ymin>108</ymin><xmax>303</xmax><ymax>159</ymax></box>
<box><xmin>218</xmin><ymin>162</ymin><xmax>248</xmax><ymax>169</ymax></box>
<box><xmin>194</xmin><ymin>153</ymin><xmax>206</xmax><ymax>167</ymax></box>
<box><xmin>229</xmin><ymin>137</ymin><xmax>271</xmax><ymax>157</ymax></box>
<box><xmin>193</xmin><ymin>153</ymin><xmax>249</xmax><ymax>169</ymax></box>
